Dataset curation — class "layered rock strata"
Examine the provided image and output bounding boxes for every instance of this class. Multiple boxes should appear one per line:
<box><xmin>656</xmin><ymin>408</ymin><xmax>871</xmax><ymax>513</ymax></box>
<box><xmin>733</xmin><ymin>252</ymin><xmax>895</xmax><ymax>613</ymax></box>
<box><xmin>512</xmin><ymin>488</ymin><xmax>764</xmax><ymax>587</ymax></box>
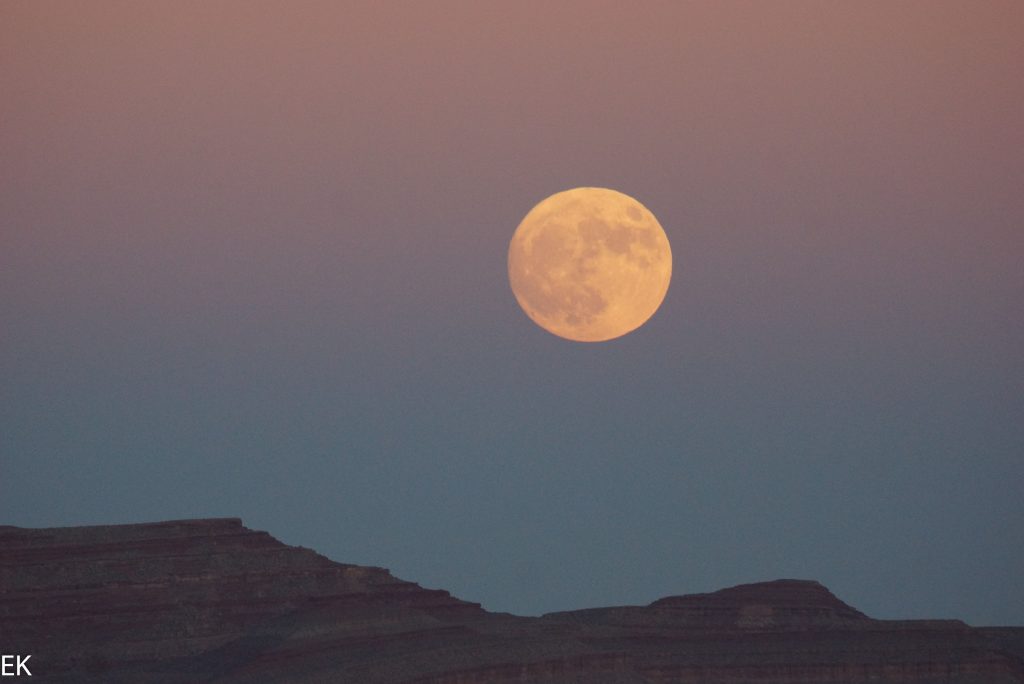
<box><xmin>1</xmin><ymin>519</ymin><xmax>1021</xmax><ymax>683</ymax></box>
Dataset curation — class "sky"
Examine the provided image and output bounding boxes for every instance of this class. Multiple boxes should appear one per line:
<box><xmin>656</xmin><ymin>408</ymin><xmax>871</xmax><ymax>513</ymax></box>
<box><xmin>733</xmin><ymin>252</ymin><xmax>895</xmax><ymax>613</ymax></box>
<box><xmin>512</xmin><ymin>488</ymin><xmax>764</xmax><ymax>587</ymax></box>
<box><xmin>2</xmin><ymin>1</ymin><xmax>1022</xmax><ymax>625</ymax></box>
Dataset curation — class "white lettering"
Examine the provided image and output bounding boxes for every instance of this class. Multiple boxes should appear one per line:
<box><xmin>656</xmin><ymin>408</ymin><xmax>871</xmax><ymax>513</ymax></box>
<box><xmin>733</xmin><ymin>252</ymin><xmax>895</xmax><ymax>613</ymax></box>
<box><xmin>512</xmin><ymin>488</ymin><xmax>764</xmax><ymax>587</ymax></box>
<box><xmin>0</xmin><ymin>655</ymin><xmax>31</xmax><ymax>676</ymax></box>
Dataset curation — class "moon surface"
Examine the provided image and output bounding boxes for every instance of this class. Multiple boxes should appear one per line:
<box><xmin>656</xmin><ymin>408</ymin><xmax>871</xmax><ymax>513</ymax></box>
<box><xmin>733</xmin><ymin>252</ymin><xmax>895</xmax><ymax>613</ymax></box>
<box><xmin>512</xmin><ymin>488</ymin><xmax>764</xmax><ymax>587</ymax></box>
<box><xmin>508</xmin><ymin>187</ymin><xmax>672</xmax><ymax>342</ymax></box>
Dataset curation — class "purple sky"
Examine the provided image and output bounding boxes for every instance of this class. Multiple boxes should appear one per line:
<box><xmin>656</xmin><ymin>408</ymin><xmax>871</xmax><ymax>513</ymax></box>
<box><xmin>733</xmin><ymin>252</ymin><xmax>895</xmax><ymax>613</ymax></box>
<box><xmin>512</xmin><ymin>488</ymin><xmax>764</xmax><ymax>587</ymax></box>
<box><xmin>2</xmin><ymin>1</ymin><xmax>1022</xmax><ymax>624</ymax></box>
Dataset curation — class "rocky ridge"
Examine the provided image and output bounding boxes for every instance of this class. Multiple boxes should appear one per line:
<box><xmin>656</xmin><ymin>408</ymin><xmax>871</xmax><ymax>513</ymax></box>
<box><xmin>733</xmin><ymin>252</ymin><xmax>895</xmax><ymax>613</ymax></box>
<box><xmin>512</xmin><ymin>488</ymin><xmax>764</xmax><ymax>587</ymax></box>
<box><xmin>1</xmin><ymin>518</ymin><xmax>1021</xmax><ymax>682</ymax></box>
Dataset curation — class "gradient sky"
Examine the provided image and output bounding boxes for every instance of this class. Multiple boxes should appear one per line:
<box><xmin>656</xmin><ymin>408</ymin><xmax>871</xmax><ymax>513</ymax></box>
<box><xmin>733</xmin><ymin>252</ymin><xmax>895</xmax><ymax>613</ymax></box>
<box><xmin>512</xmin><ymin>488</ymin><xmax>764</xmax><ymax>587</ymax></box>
<box><xmin>3</xmin><ymin>1</ymin><xmax>1022</xmax><ymax>625</ymax></box>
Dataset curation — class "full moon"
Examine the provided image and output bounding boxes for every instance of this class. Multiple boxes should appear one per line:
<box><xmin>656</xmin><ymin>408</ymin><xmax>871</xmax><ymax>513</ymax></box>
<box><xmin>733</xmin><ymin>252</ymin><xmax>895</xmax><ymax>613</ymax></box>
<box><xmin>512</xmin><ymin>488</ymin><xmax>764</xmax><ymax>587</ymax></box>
<box><xmin>508</xmin><ymin>187</ymin><xmax>672</xmax><ymax>342</ymax></box>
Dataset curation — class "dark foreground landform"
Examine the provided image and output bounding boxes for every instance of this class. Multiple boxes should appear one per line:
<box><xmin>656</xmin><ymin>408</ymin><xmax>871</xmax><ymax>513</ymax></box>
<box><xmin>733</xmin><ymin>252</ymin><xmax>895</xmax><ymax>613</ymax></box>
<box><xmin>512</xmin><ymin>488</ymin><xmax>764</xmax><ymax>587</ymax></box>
<box><xmin>1</xmin><ymin>518</ymin><xmax>1022</xmax><ymax>683</ymax></box>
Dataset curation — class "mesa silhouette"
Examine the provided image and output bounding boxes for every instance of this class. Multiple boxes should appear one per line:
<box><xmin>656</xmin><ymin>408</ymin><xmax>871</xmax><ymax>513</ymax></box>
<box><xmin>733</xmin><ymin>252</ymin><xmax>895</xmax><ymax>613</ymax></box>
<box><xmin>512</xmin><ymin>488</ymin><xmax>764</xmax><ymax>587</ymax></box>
<box><xmin>2</xmin><ymin>519</ymin><xmax>1021</xmax><ymax>682</ymax></box>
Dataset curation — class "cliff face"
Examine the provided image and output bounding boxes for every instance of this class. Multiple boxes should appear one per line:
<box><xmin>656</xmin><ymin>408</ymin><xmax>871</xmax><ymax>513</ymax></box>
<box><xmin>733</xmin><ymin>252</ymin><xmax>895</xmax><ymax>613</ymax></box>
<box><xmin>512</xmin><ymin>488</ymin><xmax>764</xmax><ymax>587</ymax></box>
<box><xmin>1</xmin><ymin>519</ymin><xmax>1021</xmax><ymax>683</ymax></box>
